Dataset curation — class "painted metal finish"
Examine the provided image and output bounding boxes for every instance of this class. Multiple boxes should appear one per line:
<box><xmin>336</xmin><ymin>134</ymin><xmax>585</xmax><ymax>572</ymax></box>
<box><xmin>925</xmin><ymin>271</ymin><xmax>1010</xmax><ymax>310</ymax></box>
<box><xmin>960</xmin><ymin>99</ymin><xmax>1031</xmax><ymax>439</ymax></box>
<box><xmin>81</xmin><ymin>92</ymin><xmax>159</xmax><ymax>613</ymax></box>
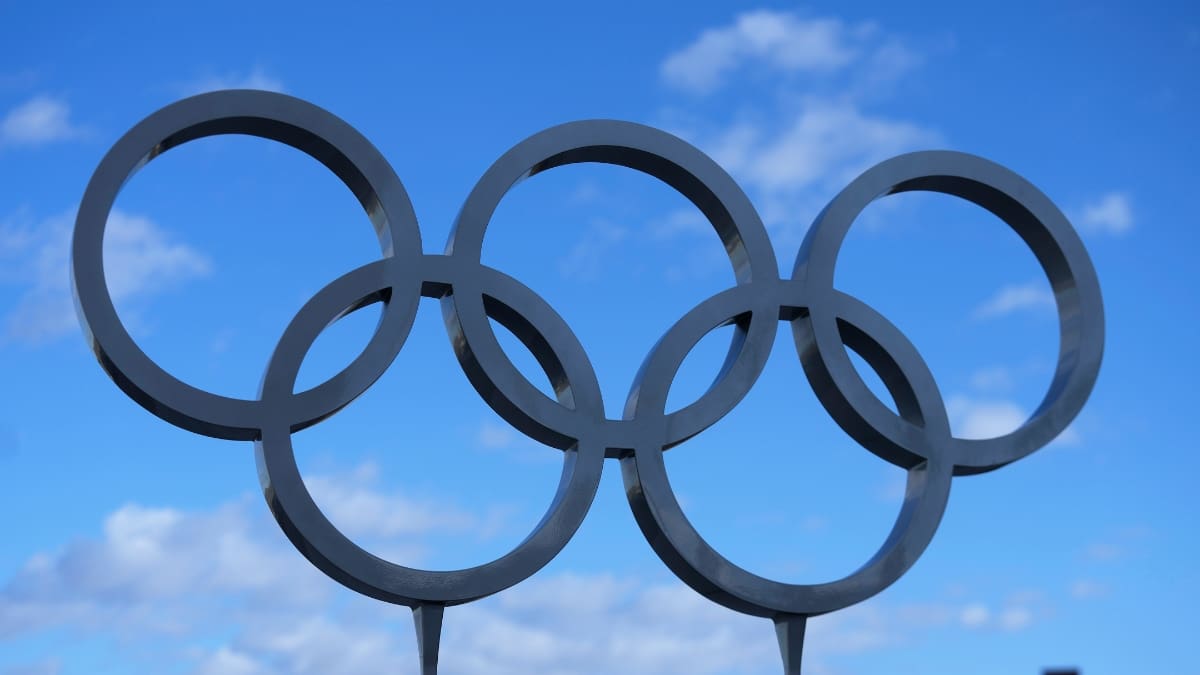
<box><xmin>72</xmin><ymin>90</ymin><xmax>1105</xmax><ymax>674</ymax></box>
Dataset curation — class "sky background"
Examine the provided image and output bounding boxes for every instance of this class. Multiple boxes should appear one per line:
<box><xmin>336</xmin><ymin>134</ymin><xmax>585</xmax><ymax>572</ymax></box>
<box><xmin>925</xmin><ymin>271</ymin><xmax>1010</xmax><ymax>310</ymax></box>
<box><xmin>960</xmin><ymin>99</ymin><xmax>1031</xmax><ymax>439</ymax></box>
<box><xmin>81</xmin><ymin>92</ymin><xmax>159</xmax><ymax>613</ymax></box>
<box><xmin>1</xmin><ymin>2</ymin><xmax>1197</xmax><ymax>674</ymax></box>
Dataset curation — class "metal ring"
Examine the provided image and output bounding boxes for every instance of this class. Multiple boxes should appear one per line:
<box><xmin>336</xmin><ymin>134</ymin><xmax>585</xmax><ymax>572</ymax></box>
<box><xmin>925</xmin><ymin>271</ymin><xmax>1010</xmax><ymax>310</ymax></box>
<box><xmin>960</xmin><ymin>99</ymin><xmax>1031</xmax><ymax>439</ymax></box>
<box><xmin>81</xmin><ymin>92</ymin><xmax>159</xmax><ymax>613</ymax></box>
<box><xmin>256</xmin><ymin>255</ymin><xmax>605</xmax><ymax>603</ymax></box>
<box><xmin>72</xmin><ymin>89</ymin><xmax>422</xmax><ymax>440</ymax></box>
<box><xmin>794</xmin><ymin>151</ymin><xmax>1105</xmax><ymax>474</ymax></box>
<box><xmin>442</xmin><ymin>120</ymin><xmax>780</xmax><ymax>450</ymax></box>
<box><xmin>624</xmin><ymin>288</ymin><xmax>954</xmax><ymax>617</ymax></box>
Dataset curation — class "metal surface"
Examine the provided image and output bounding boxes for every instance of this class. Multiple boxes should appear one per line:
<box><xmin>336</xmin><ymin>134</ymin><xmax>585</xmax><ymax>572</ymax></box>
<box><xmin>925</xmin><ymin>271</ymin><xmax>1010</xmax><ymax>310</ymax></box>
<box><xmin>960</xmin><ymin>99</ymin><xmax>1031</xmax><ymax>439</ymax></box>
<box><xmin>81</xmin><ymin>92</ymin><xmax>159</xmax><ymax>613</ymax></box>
<box><xmin>71</xmin><ymin>90</ymin><xmax>1105</xmax><ymax>674</ymax></box>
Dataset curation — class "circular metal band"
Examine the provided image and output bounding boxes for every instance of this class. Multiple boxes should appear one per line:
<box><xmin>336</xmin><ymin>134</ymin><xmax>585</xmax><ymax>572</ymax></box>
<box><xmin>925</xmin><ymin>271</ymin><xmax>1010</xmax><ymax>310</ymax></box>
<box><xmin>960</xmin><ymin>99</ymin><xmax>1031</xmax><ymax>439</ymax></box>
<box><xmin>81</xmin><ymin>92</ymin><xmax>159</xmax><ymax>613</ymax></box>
<box><xmin>72</xmin><ymin>90</ymin><xmax>1104</xmax><ymax>616</ymax></box>
<box><xmin>794</xmin><ymin>151</ymin><xmax>1105</xmax><ymax>475</ymax></box>
<box><xmin>72</xmin><ymin>89</ymin><xmax>422</xmax><ymax>440</ymax></box>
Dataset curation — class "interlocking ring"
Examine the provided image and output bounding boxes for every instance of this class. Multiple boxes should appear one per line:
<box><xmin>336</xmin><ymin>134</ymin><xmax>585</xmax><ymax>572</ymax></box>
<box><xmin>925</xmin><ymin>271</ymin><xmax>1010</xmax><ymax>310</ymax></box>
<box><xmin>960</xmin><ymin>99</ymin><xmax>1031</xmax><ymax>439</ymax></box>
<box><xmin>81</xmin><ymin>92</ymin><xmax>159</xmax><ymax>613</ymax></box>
<box><xmin>73</xmin><ymin>90</ymin><xmax>1104</xmax><ymax>664</ymax></box>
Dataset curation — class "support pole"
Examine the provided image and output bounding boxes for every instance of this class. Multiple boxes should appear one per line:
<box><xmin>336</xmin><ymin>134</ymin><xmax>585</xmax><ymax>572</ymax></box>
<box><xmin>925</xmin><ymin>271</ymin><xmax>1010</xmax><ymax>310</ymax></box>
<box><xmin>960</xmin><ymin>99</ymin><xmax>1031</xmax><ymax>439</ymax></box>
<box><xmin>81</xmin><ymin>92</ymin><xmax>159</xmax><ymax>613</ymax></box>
<box><xmin>774</xmin><ymin>613</ymin><xmax>807</xmax><ymax>675</ymax></box>
<box><xmin>412</xmin><ymin>603</ymin><xmax>445</xmax><ymax>675</ymax></box>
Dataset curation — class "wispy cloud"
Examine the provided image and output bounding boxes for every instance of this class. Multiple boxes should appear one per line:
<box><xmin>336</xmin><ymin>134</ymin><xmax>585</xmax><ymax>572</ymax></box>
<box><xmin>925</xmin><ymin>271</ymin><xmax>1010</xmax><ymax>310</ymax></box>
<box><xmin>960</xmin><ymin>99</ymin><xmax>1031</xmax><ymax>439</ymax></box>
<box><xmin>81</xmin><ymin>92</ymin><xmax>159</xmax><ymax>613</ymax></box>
<box><xmin>179</xmin><ymin>67</ymin><xmax>285</xmax><ymax>96</ymax></box>
<box><xmin>0</xmin><ymin>499</ymin><xmax>327</xmax><ymax>639</ymax></box>
<box><xmin>477</xmin><ymin>420</ymin><xmax>517</xmax><ymax>449</ymax></box>
<box><xmin>557</xmin><ymin>219</ymin><xmax>630</xmax><ymax>281</ymax></box>
<box><xmin>557</xmin><ymin>10</ymin><xmax>925</xmax><ymax>284</ymax></box>
<box><xmin>661</xmin><ymin>11</ymin><xmax>872</xmax><ymax>93</ymax></box>
<box><xmin>713</xmin><ymin>99</ymin><xmax>937</xmax><ymax>195</ymax></box>
<box><xmin>0</xmin><ymin>462</ymin><xmax>494</xmax><ymax>640</ymax></box>
<box><xmin>657</xmin><ymin>10</ymin><xmax>938</xmax><ymax>255</ymax></box>
<box><xmin>1076</xmin><ymin>191</ymin><xmax>1133</xmax><ymax>235</ymax></box>
<box><xmin>1082</xmin><ymin>525</ymin><xmax>1153</xmax><ymax>563</ymax></box>
<box><xmin>0</xmin><ymin>464</ymin><xmax>1038</xmax><ymax>674</ymax></box>
<box><xmin>1</xmin><ymin>210</ymin><xmax>211</xmax><ymax>345</ymax></box>
<box><xmin>958</xmin><ymin>599</ymin><xmax>1039</xmax><ymax>632</ymax></box>
<box><xmin>947</xmin><ymin>394</ymin><xmax>1080</xmax><ymax>445</ymax></box>
<box><xmin>947</xmin><ymin>395</ymin><xmax>1026</xmax><ymax>439</ymax></box>
<box><xmin>1084</xmin><ymin>542</ymin><xmax>1123</xmax><ymax>561</ymax></box>
<box><xmin>303</xmin><ymin>461</ymin><xmax>481</xmax><ymax>540</ymax></box>
<box><xmin>1069</xmin><ymin>579</ymin><xmax>1109</xmax><ymax>599</ymax></box>
<box><xmin>969</xmin><ymin>366</ymin><xmax>1014</xmax><ymax>392</ymax></box>
<box><xmin>960</xmin><ymin>603</ymin><xmax>989</xmax><ymax>627</ymax></box>
<box><xmin>997</xmin><ymin>606</ymin><xmax>1034</xmax><ymax>631</ymax></box>
<box><xmin>192</xmin><ymin>648</ymin><xmax>260</xmax><ymax>675</ymax></box>
<box><xmin>0</xmin><ymin>96</ymin><xmax>84</xmax><ymax>147</ymax></box>
<box><xmin>972</xmin><ymin>280</ymin><xmax>1055</xmax><ymax>319</ymax></box>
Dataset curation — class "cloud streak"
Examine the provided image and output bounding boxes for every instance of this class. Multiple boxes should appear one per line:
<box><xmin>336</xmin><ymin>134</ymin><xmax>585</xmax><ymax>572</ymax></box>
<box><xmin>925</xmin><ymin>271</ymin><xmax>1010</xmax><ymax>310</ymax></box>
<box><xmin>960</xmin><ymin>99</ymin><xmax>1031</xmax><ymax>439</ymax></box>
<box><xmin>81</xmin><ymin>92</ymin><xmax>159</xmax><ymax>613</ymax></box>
<box><xmin>947</xmin><ymin>394</ymin><xmax>1080</xmax><ymax>445</ymax></box>
<box><xmin>972</xmin><ymin>280</ymin><xmax>1055</xmax><ymax>320</ymax></box>
<box><xmin>0</xmin><ymin>463</ymin><xmax>1032</xmax><ymax>674</ymax></box>
<box><xmin>661</xmin><ymin>11</ymin><xmax>870</xmax><ymax>93</ymax></box>
<box><xmin>0</xmin><ymin>96</ymin><xmax>83</xmax><ymax>147</ymax></box>
<box><xmin>179</xmin><ymin>67</ymin><xmax>285</xmax><ymax>96</ymax></box>
<box><xmin>655</xmin><ymin>9</ymin><xmax>938</xmax><ymax>256</ymax></box>
<box><xmin>1</xmin><ymin>210</ymin><xmax>211</xmax><ymax>345</ymax></box>
<box><xmin>1077</xmin><ymin>191</ymin><xmax>1133</xmax><ymax>235</ymax></box>
<box><xmin>713</xmin><ymin>99</ymin><xmax>937</xmax><ymax>195</ymax></box>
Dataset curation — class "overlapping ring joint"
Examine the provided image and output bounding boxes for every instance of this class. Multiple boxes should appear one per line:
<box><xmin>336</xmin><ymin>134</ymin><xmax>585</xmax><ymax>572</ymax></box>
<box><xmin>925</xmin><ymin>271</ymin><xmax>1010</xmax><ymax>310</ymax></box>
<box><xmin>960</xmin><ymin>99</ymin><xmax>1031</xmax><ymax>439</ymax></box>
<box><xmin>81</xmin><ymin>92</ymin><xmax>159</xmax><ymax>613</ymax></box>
<box><xmin>72</xmin><ymin>90</ymin><xmax>1104</xmax><ymax>619</ymax></box>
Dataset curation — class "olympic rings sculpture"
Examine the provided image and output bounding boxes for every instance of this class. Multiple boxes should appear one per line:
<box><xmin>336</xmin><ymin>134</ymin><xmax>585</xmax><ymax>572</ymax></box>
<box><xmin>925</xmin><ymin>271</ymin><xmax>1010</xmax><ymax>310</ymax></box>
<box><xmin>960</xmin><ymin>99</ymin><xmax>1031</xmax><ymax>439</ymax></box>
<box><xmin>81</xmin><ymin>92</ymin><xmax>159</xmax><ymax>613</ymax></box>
<box><xmin>72</xmin><ymin>90</ymin><xmax>1104</xmax><ymax>674</ymax></box>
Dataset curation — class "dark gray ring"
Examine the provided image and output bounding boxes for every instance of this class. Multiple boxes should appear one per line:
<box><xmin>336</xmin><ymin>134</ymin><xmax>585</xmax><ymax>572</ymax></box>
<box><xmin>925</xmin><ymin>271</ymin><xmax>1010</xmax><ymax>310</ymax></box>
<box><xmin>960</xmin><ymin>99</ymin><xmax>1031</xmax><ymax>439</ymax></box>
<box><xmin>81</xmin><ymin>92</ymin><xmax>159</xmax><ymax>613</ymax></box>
<box><xmin>71</xmin><ymin>89</ymin><xmax>422</xmax><ymax>440</ymax></box>
<box><xmin>444</xmin><ymin>120</ymin><xmax>780</xmax><ymax>450</ymax></box>
<box><xmin>624</xmin><ymin>288</ymin><xmax>954</xmax><ymax>617</ymax></box>
<box><xmin>256</xmin><ymin>252</ymin><xmax>605</xmax><ymax>605</ymax></box>
<box><xmin>794</xmin><ymin>151</ymin><xmax>1105</xmax><ymax>474</ymax></box>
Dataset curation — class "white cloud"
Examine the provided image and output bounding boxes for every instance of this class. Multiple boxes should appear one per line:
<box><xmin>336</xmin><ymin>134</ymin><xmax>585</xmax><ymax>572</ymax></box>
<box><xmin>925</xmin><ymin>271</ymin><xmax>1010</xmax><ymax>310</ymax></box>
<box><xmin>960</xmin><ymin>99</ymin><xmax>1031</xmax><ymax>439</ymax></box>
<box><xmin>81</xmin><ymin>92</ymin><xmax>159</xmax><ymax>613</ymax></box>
<box><xmin>599</xmin><ymin>9</ymin><xmax>936</xmax><ymax>275</ymax></box>
<box><xmin>1</xmin><ymin>210</ymin><xmax>211</xmax><ymax>344</ymax></box>
<box><xmin>303</xmin><ymin>461</ymin><xmax>479</xmax><ymax>539</ymax></box>
<box><xmin>1084</xmin><ymin>542</ymin><xmax>1123</xmax><ymax>561</ymax></box>
<box><xmin>661</xmin><ymin>11</ymin><xmax>868</xmax><ymax>93</ymax></box>
<box><xmin>724</xmin><ymin>99</ymin><xmax>937</xmax><ymax>195</ymax></box>
<box><xmin>997</xmin><ymin>606</ymin><xmax>1033</xmax><ymax>631</ymax></box>
<box><xmin>648</xmin><ymin>208</ymin><xmax>710</xmax><ymax>241</ymax></box>
<box><xmin>0</xmin><ymin>499</ymin><xmax>328</xmax><ymax>640</ymax></box>
<box><xmin>180</xmin><ymin>67</ymin><xmax>285</xmax><ymax>96</ymax></box>
<box><xmin>667</xmin><ymin>98</ymin><xmax>937</xmax><ymax>257</ymax></box>
<box><xmin>0</xmin><ymin>462</ymin><xmax>496</xmax><ymax>645</ymax></box>
<box><xmin>234</xmin><ymin>615</ymin><xmax>407</xmax><ymax>675</ymax></box>
<box><xmin>1069</xmin><ymin>579</ymin><xmax>1108</xmax><ymax>599</ymax></box>
<box><xmin>947</xmin><ymin>392</ymin><xmax>1081</xmax><ymax>446</ymax></box>
<box><xmin>476</xmin><ymin>420</ymin><xmax>516</xmax><ymax>449</ymax></box>
<box><xmin>557</xmin><ymin>219</ymin><xmax>629</xmax><ymax>281</ymax></box>
<box><xmin>192</xmin><ymin>647</ymin><xmax>266</xmax><ymax>675</ymax></box>
<box><xmin>0</xmin><ymin>489</ymin><xmax>776</xmax><ymax>673</ymax></box>
<box><xmin>199</xmin><ymin>578</ymin><xmax>781</xmax><ymax>675</ymax></box>
<box><xmin>972</xmin><ymin>280</ymin><xmax>1055</xmax><ymax>319</ymax></box>
<box><xmin>969</xmin><ymin>366</ymin><xmax>1014</xmax><ymax>392</ymax></box>
<box><xmin>0</xmin><ymin>96</ymin><xmax>83</xmax><ymax>146</ymax></box>
<box><xmin>0</xmin><ymin>463</ymin><xmax>1007</xmax><ymax>674</ymax></box>
<box><xmin>0</xmin><ymin>466</ymin><xmax>993</xmax><ymax>667</ymax></box>
<box><xmin>947</xmin><ymin>395</ymin><xmax>1025</xmax><ymax>440</ymax></box>
<box><xmin>1077</xmin><ymin>192</ymin><xmax>1133</xmax><ymax>235</ymax></box>
<box><xmin>470</xmin><ymin>420</ymin><xmax>561</xmax><ymax>465</ymax></box>
<box><xmin>801</xmin><ymin>515</ymin><xmax>829</xmax><ymax>532</ymax></box>
<box><xmin>960</xmin><ymin>603</ymin><xmax>989</xmax><ymax>628</ymax></box>
<box><xmin>657</xmin><ymin>14</ymin><xmax>937</xmax><ymax>252</ymax></box>
<box><xmin>1082</xmin><ymin>526</ymin><xmax>1151</xmax><ymax>563</ymax></box>
<box><xmin>1052</xmin><ymin>424</ymin><xmax>1082</xmax><ymax>446</ymax></box>
<box><xmin>958</xmin><ymin>601</ymin><xmax>1037</xmax><ymax>632</ymax></box>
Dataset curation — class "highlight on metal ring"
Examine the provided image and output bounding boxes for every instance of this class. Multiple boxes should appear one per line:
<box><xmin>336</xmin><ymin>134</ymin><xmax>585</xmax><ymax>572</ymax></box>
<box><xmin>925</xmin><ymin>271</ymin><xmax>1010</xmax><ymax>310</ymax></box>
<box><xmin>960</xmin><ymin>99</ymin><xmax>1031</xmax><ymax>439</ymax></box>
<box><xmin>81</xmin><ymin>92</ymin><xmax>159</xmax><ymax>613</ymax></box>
<box><xmin>71</xmin><ymin>89</ymin><xmax>1105</xmax><ymax>675</ymax></box>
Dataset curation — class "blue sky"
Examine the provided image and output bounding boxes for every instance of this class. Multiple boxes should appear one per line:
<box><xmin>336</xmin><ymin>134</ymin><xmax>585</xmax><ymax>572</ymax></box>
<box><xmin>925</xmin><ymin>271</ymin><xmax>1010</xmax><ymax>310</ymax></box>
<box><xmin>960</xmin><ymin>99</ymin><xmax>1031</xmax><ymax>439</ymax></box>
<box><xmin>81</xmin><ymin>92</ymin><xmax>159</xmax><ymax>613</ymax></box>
<box><xmin>1</xmin><ymin>2</ymin><xmax>1197</xmax><ymax>674</ymax></box>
